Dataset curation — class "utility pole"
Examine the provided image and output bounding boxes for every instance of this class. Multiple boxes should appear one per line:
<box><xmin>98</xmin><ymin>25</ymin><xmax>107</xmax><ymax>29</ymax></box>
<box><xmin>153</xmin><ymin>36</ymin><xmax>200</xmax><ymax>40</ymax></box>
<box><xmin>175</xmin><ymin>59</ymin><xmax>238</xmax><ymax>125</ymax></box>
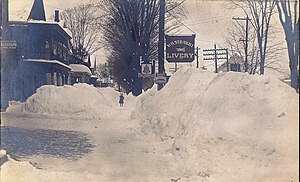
<box><xmin>226</xmin><ymin>48</ymin><xmax>229</xmax><ymax>72</ymax></box>
<box><xmin>232</xmin><ymin>16</ymin><xmax>251</xmax><ymax>73</ymax></box>
<box><xmin>196</xmin><ymin>47</ymin><xmax>199</xmax><ymax>68</ymax></box>
<box><xmin>245</xmin><ymin>15</ymin><xmax>249</xmax><ymax>73</ymax></box>
<box><xmin>157</xmin><ymin>0</ymin><xmax>165</xmax><ymax>91</ymax></box>
<box><xmin>1</xmin><ymin>0</ymin><xmax>9</xmax><ymax>110</ymax></box>
<box><xmin>214</xmin><ymin>44</ymin><xmax>217</xmax><ymax>73</ymax></box>
<box><xmin>203</xmin><ymin>44</ymin><xmax>229</xmax><ymax>73</ymax></box>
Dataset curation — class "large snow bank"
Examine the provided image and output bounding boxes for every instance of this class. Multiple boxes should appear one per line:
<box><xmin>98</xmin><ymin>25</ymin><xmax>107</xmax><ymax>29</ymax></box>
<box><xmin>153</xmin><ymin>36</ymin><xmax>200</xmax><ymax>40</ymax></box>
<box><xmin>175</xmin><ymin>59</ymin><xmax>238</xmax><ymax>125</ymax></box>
<box><xmin>134</xmin><ymin>67</ymin><xmax>217</xmax><ymax>140</ymax></box>
<box><xmin>6</xmin><ymin>84</ymin><xmax>122</xmax><ymax>117</ymax></box>
<box><xmin>135</xmin><ymin>67</ymin><xmax>299</xmax><ymax>181</ymax></box>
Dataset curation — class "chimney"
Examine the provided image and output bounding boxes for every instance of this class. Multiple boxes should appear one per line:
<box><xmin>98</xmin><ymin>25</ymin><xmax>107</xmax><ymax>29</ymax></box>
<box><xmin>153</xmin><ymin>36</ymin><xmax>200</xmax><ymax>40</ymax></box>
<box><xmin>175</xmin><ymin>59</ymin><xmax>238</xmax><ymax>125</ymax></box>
<box><xmin>54</xmin><ymin>10</ymin><xmax>59</xmax><ymax>22</ymax></box>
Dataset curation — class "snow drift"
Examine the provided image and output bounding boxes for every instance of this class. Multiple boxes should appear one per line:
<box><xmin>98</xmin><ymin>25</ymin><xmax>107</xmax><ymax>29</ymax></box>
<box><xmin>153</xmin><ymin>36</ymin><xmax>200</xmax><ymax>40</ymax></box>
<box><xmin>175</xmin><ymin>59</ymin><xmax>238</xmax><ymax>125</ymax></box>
<box><xmin>135</xmin><ymin>67</ymin><xmax>299</xmax><ymax>181</ymax></box>
<box><xmin>6</xmin><ymin>84</ymin><xmax>121</xmax><ymax>117</ymax></box>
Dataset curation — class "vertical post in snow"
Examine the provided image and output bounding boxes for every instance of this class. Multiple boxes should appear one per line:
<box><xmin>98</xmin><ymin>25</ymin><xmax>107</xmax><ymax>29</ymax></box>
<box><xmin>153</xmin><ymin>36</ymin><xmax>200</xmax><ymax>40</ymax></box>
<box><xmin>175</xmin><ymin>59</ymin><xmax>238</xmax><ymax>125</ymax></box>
<box><xmin>226</xmin><ymin>48</ymin><xmax>229</xmax><ymax>72</ymax></box>
<box><xmin>232</xmin><ymin>16</ymin><xmax>251</xmax><ymax>73</ymax></box>
<box><xmin>245</xmin><ymin>15</ymin><xmax>249</xmax><ymax>73</ymax></box>
<box><xmin>214</xmin><ymin>44</ymin><xmax>217</xmax><ymax>73</ymax></box>
<box><xmin>157</xmin><ymin>0</ymin><xmax>165</xmax><ymax>91</ymax></box>
<box><xmin>196</xmin><ymin>46</ymin><xmax>199</xmax><ymax>68</ymax></box>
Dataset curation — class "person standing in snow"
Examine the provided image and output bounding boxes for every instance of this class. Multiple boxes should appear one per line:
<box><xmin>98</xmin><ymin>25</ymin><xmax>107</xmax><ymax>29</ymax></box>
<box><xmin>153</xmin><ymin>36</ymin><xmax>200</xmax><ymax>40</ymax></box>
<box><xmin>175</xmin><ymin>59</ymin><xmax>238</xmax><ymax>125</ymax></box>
<box><xmin>119</xmin><ymin>93</ymin><xmax>124</xmax><ymax>107</ymax></box>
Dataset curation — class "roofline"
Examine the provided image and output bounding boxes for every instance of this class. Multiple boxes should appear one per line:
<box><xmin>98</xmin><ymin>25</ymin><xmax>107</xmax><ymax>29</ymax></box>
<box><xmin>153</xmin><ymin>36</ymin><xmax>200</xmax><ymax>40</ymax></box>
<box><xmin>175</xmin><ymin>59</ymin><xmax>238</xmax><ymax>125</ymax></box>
<box><xmin>23</xmin><ymin>59</ymin><xmax>72</xmax><ymax>70</ymax></box>
<box><xmin>9</xmin><ymin>20</ymin><xmax>72</xmax><ymax>39</ymax></box>
<box><xmin>69</xmin><ymin>64</ymin><xmax>92</xmax><ymax>75</ymax></box>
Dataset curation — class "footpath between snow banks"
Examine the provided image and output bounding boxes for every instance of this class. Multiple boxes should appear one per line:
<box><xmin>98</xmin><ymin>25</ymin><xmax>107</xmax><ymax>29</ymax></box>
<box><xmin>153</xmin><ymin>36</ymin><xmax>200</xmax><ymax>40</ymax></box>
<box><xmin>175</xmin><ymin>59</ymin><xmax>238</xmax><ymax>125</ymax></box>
<box><xmin>134</xmin><ymin>67</ymin><xmax>299</xmax><ymax>181</ymax></box>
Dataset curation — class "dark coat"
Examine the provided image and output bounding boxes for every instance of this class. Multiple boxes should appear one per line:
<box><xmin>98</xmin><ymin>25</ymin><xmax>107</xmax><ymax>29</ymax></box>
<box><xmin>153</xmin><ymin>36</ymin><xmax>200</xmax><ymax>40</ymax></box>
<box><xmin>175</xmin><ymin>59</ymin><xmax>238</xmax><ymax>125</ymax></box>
<box><xmin>119</xmin><ymin>95</ymin><xmax>124</xmax><ymax>104</ymax></box>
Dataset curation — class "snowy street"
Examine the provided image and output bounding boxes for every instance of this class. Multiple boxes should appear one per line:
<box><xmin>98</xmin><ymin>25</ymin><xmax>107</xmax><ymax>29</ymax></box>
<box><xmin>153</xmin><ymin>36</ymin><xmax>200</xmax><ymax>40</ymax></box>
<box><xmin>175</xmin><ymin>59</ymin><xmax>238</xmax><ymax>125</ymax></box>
<box><xmin>1</xmin><ymin>101</ymin><xmax>181</xmax><ymax>181</ymax></box>
<box><xmin>1</xmin><ymin>0</ymin><xmax>299</xmax><ymax>181</ymax></box>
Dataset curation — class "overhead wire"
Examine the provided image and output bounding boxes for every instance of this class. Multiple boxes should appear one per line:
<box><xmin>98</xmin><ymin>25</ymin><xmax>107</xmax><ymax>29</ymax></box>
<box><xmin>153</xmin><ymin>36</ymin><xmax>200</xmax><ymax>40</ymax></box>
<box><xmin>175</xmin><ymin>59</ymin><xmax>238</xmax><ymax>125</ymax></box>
<box><xmin>184</xmin><ymin>15</ymin><xmax>232</xmax><ymax>26</ymax></box>
<box><xmin>44</xmin><ymin>4</ymin><xmax>65</xmax><ymax>11</ymax></box>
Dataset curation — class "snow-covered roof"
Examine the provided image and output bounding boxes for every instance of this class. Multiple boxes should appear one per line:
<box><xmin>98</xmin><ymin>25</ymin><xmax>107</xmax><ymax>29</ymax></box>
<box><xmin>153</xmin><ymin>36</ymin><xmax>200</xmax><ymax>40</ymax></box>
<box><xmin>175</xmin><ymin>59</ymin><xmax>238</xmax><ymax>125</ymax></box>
<box><xmin>69</xmin><ymin>64</ymin><xmax>92</xmax><ymax>75</ymax></box>
<box><xmin>9</xmin><ymin>0</ymin><xmax>72</xmax><ymax>39</ymax></box>
<box><xmin>29</xmin><ymin>20</ymin><xmax>72</xmax><ymax>38</ymax></box>
<box><xmin>23</xmin><ymin>59</ymin><xmax>72</xmax><ymax>70</ymax></box>
<box><xmin>9</xmin><ymin>20</ymin><xmax>72</xmax><ymax>39</ymax></box>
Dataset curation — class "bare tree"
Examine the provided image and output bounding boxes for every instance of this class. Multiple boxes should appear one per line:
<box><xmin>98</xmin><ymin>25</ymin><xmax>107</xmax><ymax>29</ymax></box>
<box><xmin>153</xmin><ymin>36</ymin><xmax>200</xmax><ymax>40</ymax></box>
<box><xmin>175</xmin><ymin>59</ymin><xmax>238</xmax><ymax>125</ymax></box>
<box><xmin>230</xmin><ymin>0</ymin><xmax>277</xmax><ymax>75</ymax></box>
<box><xmin>225</xmin><ymin>21</ymin><xmax>260</xmax><ymax>74</ymax></box>
<box><xmin>225</xmin><ymin>19</ymin><xmax>285</xmax><ymax>75</ymax></box>
<box><xmin>101</xmin><ymin>0</ymin><xmax>185</xmax><ymax>96</ymax></box>
<box><xmin>275</xmin><ymin>0</ymin><xmax>299</xmax><ymax>90</ymax></box>
<box><xmin>61</xmin><ymin>0</ymin><xmax>103</xmax><ymax>60</ymax></box>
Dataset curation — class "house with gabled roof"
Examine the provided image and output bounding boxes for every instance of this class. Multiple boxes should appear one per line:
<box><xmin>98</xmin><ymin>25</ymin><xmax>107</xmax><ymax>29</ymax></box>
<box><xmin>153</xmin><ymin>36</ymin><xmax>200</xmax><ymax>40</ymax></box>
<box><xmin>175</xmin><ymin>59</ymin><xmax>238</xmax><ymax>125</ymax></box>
<box><xmin>1</xmin><ymin>0</ymin><xmax>94</xmax><ymax>109</ymax></box>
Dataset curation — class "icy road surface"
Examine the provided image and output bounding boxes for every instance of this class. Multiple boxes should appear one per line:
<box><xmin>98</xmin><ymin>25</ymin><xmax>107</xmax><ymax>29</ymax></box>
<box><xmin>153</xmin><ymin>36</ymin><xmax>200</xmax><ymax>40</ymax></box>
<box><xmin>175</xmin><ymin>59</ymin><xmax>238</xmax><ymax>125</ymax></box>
<box><xmin>1</xmin><ymin>106</ymin><xmax>182</xmax><ymax>182</ymax></box>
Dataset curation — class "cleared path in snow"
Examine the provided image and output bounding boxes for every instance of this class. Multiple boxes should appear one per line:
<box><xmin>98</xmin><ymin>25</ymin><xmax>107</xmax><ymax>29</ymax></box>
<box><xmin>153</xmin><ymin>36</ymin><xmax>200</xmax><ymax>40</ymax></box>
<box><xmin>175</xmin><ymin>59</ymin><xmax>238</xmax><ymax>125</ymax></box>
<box><xmin>1</xmin><ymin>101</ymin><xmax>183</xmax><ymax>182</ymax></box>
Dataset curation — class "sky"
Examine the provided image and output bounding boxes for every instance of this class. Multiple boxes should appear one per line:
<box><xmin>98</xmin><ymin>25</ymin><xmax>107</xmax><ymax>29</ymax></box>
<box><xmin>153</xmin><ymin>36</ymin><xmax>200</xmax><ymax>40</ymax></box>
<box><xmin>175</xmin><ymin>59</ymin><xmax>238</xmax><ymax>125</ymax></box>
<box><xmin>9</xmin><ymin>0</ymin><xmax>240</xmax><ymax>48</ymax></box>
<box><xmin>7</xmin><ymin>0</ymin><xmax>292</xmax><ymax>74</ymax></box>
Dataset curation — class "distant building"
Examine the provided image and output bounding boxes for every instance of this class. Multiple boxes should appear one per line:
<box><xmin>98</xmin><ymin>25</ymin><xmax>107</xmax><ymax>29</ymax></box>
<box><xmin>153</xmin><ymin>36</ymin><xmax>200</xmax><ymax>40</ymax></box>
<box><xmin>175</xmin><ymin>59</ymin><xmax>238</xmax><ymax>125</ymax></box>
<box><xmin>90</xmin><ymin>56</ymin><xmax>99</xmax><ymax>87</ymax></box>
<box><xmin>69</xmin><ymin>64</ymin><xmax>92</xmax><ymax>84</ymax></box>
<box><xmin>218</xmin><ymin>53</ymin><xmax>244</xmax><ymax>72</ymax></box>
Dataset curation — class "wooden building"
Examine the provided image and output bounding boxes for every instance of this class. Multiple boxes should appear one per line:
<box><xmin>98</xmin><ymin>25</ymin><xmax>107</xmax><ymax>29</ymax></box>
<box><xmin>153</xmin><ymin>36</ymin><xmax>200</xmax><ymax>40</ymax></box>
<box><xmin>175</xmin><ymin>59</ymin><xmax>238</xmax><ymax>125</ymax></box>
<box><xmin>1</xmin><ymin>0</ymin><xmax>94</xmax><ymax>108</ymax></box>
<box><xmin>10</xmin><ymin>19</ymin><xmax>74</xmax><ymax>85</ymax></box>
<box><xmin>9</xmin><ymin>0</ymin><xmax>74</xmax><ymax>101</ymax></box>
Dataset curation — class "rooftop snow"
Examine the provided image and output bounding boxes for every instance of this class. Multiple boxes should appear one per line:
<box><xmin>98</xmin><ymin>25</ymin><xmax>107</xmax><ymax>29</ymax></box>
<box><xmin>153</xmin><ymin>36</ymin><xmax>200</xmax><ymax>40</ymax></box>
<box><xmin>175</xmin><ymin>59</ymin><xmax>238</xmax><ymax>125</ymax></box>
<box><xmin>69</xmin><ymin>64</ymin><xmax>92</xmax><ymax>75</ymax></box>
<box><xmin>23</xmin><ymin>59</ymin><xmax>72</xmax><ymax>70</ymax></box>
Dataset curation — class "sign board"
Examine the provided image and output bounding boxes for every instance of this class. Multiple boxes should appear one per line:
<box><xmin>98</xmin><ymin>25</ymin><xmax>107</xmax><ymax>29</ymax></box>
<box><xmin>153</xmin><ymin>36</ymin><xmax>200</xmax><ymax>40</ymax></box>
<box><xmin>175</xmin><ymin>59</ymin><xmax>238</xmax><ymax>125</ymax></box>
<box><xmin>165</xmin><ymin>35</ymin><xmax>195</xmax><ymax>62</ymax></box>
<box><xmin>1</xmin><ymin>40</ymin><xmax>17</xmax><ymax>49</ymax></box>
<box><xmin>141</xmin><ymin>63</ymin><xmax>152</xmax><ymax>75</ymax></box>
<box><xmin>155</xmin><ymin>73</ymin><xmax>167</xmax><ymax>84</ymax></box>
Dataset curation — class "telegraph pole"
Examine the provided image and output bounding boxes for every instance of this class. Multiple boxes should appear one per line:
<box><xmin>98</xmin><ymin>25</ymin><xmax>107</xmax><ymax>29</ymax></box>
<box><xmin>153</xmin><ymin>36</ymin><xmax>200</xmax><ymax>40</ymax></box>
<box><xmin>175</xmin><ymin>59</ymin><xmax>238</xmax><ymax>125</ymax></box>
<box><xmin>232</xmin><ymin>16</ymin><xmax>251</xmax><ymax>73</ymax></box>
<box><xmin>203</xmin><ymin>45</ymin><xmax>229</xmax><ymax>73</ymax></box>
<box><xmin>157</xmin><ymin>0</ymin><xmax>165</xmax><ymax>91</ymax></box>
<box><xmin>214</xmin><ymin>44</ymin><xmax>217</xmax><ymax>73</ymax></box>
<box><xmin>245</xmin><ymin>15</ymin><xmax>249</xmax><ymax>73</ymax></box>
<box><xmin>1</xmin><ymin>0</ymin><xmax>9</xmax><ymax>110</ymax></box>
<box><xmin>226</xmin><ymin>48</ymin><xmax>229</xmax><ymax>72</ymax></box>
<box><xmin>196</xmin><ymin>47</ymin><xmax>199</xmax><ymax>68</ymax></box>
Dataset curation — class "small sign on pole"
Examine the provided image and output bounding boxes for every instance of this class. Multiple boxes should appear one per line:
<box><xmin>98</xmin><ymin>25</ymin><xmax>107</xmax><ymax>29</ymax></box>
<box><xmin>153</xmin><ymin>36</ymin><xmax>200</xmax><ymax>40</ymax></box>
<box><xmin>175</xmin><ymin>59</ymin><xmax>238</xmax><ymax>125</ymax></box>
<box><xmin>141</xmin><ymin>63</ymin><xmax>152</xmax><ymax>75</ymax></box>
<box><xmin>1</xmin><ymin>40</ymin><xmax>17</xmax><ymax>49</ymax></box>
<box><xmin>138</xmin><ymin>63</ymin><xmax>155</xmax><ymax>78</ymax></box>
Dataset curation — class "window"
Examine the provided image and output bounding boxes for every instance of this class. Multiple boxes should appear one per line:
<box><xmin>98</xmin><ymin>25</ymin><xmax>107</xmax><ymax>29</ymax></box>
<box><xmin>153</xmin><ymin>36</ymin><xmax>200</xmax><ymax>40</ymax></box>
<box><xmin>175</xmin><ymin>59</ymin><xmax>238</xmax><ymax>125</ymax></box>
<box><xmin>58</xmin><ymin>42</ymin><xmax>63</xmax><ymax>58</ymax></box>
<box><xmin>63</xmin><ymin>44</ymin><xmax>67</xmax><ymax>60</ymax></box>
<box><xmin>53</xmin><ymin>41</ymin><xmax>58</xmax><ymax>55</ymax></box>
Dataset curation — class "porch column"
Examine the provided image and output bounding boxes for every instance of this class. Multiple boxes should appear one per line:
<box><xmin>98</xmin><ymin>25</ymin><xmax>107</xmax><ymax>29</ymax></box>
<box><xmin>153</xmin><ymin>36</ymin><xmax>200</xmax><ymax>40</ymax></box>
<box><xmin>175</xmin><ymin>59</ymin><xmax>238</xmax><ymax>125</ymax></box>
<box><xmin>52</xmin><ymin>72</ymin><xmax>57</xmax><ymax>86</ymax></box>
